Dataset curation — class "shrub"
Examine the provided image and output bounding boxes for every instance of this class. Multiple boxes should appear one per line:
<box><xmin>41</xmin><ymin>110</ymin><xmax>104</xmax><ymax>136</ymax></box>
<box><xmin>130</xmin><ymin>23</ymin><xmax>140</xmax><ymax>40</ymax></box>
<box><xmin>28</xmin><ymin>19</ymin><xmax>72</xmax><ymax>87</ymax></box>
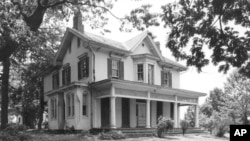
<box><xmin>156</xmin><ymin>116</ymin><xmax>174</xmax><ymax>138</ymax></box>
<box><xmin>111</xmin><ymin>131</ymin><xmax>125</xmax><ymax>140</ymax></box>
<box><xmin>180</xmin><ymin>120</ymin><xmax>189</xmax><ymax>136</ymax></box>
<box><xmin>99</xmin><ymin>131</ymin><xmax>125</xmax><ymax>140</ymax></box>
<box><xmin>0</xmin><ymin>124</ymin><xmax>31</xmax><ymax>141</ymax></box>
<box><xmin>100</xmin><ymin>132</ymin><xmax>113</xmax><ymax>140</ymax></box>
<box><xmin>214</xmin><ymin>120</ymin><xmax>229</xmax><ymax>137</ymax></box>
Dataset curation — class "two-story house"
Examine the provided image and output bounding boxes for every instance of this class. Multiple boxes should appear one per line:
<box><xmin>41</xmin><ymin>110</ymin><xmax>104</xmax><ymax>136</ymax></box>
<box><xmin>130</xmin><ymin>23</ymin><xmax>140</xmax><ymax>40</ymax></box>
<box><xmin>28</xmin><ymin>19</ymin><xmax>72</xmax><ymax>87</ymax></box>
<box><xmin>42</xmin><ymin>11</ymin><xmax>206</xmax><ymax>130</ymax></box>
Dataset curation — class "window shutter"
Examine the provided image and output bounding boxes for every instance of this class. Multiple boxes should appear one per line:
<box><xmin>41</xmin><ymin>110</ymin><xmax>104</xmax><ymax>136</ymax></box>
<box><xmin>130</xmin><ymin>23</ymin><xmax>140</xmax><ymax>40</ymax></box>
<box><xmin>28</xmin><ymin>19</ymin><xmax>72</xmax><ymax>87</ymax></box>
<box><xmin>119</xmin><ymin>61</ymin><xmax>124</xmax><ymax>80</ymax></box>
<box><xmin>169</xmin><ymin>72</ymin><xmax>172</xmax><ymax>88</ymax></box>
<box><xmin>78</xmin><ymin>61</ymin><xmax>81</xmax><ymax>80</ymax></box>
<box><xmin>161</xmin><ymin>71</ymin><xmax>164</xmax><ymax>86</ymax></box>
<box><xmin>107</xmin><ymin>59</ymin><xmax>112</xmax><ymax>79</ymax></box>
<box><xmin>68</xmin><ymin>66</ymin><xmax>71</xmax><ymax>84</ymax></box>
<box><xmin>57</xmin><ymin>73</ymin><xmax>59</xmax><ymax>88</ymax></box>
<box><xmin>86</xmin><ymin>56</ymin><xmax>89</xmax><ymax>77</ymax></box>
<box><xmin>62</xmin><ymin>70</ymin><xmax>65</xmax><ymax>85</ymax></box>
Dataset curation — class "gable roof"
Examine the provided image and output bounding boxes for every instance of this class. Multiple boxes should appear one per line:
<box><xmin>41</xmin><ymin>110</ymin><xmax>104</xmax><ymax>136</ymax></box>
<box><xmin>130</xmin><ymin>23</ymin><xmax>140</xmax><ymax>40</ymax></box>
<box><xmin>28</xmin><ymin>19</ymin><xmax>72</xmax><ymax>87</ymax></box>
<box><xmin>53</xmin><ymin>28</ymin><xmax>187</xmax><ymax>71</ymax></box>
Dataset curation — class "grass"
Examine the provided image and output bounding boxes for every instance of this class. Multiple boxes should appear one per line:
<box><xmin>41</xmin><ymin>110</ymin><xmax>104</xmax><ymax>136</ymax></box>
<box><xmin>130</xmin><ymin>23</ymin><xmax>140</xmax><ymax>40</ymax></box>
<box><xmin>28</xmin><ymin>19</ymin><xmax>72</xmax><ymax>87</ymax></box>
<box><xmin>29</xmin><ymin>132</ymin><xmax>229</xmax><ymax>141</ymax></box>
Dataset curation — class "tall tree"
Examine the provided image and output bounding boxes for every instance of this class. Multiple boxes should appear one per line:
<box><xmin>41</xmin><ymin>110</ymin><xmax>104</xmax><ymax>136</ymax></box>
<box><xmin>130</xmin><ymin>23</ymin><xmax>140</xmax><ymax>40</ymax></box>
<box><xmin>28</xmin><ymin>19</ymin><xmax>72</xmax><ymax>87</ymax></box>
<box><xmin>0</xmin><ymin>0</ymin><xmax>117</xmax><ymax>129</ymax></box>
<box><xmin>224</xmin><ymin>71</ymin><xmax>250</xmax><ymax>124</ymax></box>
<box><xmin>125</xmin><ymin>0</ymin><xmax>250</xmax><ymax>76</ymax></box>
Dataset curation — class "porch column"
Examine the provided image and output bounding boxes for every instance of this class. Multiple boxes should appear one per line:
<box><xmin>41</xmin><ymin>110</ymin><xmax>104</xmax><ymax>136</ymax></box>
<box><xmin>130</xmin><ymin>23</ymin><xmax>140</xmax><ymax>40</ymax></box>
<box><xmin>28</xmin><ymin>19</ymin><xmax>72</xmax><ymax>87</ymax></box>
<box><xmin>110</xmin><ymin>96</ymin><xmax>116</xmax><ymax>128</ymax></box>
<box><xmin>146</xmin><ymin>99</ymin><xmax>151</xmax><ymax>128</ymax></box>
<box><xmin>174</xmin><ymin>102</ymin><xmax>178</xmax><ymax>128</ymax></box>
<box><xmin>177</xmin><ymin>104</ymin><xmax>180</xmax><ymax>128</ymax></box>
<box><xmin>110</xmin><ymin>85</ymin><xmax>116</xmax><ymax>128</ymax></box>
<box><xmin>195</xmin><ymin>105</ymin><xmax>199</xmax><ymax>128</ymax></box>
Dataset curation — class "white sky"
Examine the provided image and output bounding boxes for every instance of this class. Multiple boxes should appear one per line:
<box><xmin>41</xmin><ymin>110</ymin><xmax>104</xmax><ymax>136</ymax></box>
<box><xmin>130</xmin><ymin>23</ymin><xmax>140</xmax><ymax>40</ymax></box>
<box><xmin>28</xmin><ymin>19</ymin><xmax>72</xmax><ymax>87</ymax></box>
<box><xmin>65</xmin><ymin>0</ymin><xmax>235</xmax><ymax>118</ymax></box>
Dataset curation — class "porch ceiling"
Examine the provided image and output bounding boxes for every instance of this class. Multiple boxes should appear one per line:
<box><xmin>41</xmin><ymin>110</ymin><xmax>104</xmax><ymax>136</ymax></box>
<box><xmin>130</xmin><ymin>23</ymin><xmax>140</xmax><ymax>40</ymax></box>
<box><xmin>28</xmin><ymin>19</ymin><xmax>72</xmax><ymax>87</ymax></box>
<box><xmin>91</xmin><ymin>79</ymin><xmax>206</xmax><ymax>98</ymax></box>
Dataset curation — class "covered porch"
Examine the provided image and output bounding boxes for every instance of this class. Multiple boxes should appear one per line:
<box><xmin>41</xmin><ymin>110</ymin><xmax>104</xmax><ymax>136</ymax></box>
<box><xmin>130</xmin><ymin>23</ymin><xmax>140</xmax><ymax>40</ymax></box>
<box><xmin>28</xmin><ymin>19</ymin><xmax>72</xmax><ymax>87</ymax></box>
<box><xmin>91</xmin><ymin>79</ymin><xmax>205</xmax><ymax>129</ymax></box>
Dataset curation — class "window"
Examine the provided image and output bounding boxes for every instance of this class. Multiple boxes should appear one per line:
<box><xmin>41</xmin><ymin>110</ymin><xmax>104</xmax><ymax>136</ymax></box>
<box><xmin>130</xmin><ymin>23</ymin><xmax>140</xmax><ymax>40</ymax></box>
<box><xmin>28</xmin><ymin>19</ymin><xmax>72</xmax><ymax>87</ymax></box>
<box><xmin>107</xmin><ymin>59</ymin><xmax>124</xmax><ymax>79</ymax></box>
<box><xmin>62</xmin><ymin>65</ymin><xmax>71</xmax><ymax>85</ymax></box>
<box><xmin>52</xmin><ymin>71</ymin><xmax>59</xmax><ymax>89</ymax></box>
<box><xmin>78</xmin><ymin>56</ymin><xmax>89</xmax><ymax>80</ymax></box>
<box><xmin>137</xmin><ymin>64</ymin><xmax>144</xmax><ymax>81</ymax></box>
<box><xmin>66</xmin><ymin>93</ymin><xmax>74</xmax><ymax>117</ymax></box>
<box><xmin>51</xmin><ymin>98</ymin><xmax>57</xmax><ymax>119</ymax></box>
<box><xmin>161</xmin><ymin>71</ymin><xmax>172</xmax><ymax>87</ymax></box>
<box><xmin>77</xmin><ymin>37</ymin><xmax>81</xmax><ymax>48</ymax></box>
<box><xmin>148</xmin><ymin>64</ymin><xmax>154</xmax><ymax>84</ymax></box>
<box><xmin>82</xmin><ymin>94</ymin><xmax>87</xmax><ymax>116</ymax></box>
<box><xmin>112</xmin><ymin>60</ymin><xmax>119</xmax><ymax>78</ymax></box>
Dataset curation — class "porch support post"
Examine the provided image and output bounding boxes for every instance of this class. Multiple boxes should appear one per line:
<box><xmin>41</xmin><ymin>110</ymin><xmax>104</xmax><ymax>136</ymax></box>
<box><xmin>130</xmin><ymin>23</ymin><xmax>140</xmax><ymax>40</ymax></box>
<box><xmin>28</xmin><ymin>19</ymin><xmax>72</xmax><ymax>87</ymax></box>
<box><xmin>174</xmin><ymin>102</ymin><xmax>178</xmax><ymax>128</ymax></box>
<box><xmin>195</xmin><ymin>105</ymin><xmax>199</xmax><ymax>128</ymax></box>
<box><xmin>146</xmin><ymin>99</ymin><xmax>151</xmax><ymax>128</ymax></box>
<box><xmin>110</xmin><ymin>85</ymin><xmax>116</xmax><ymax>128</ymax></box>
<box><xmin>177</xmin><ymin>104</ymin><xmax>180</xmax><ymax>128</ymax></box>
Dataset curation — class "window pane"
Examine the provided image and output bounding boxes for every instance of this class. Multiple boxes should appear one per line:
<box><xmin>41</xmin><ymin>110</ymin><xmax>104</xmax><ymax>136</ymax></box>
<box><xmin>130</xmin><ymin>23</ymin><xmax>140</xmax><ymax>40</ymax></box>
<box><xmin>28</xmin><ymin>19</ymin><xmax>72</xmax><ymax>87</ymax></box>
<box><xmin>137</xmin><ymin>64</ymin><xmax>144</xmax><ymax>81</ymax></box>
<box><xmin>111</xmin><ymin>60</ymin><xmax>119</xmax><ymax>77</ymax></box>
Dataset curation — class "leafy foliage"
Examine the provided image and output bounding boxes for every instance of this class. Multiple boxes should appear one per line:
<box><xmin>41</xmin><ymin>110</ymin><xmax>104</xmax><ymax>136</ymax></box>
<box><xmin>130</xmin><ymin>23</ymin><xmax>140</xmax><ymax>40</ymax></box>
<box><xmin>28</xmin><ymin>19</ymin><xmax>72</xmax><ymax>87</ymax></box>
<box><xmin>184</xmin><ymin>106</ymin><xmax>195</xmax><ymax>127</ymax></box>
<box><xmin>99</xmin><ymin>131</ymin><xmax>125</xmax><ymax>140</ymax></box>
<box><xmin>156</xmin><ymin>116</ymin><xmax>174</xmax><ymax>138</ymax></box>
<box><xmin>0</xmin><ymin>124</ymin><xmax>31</xmax><ymax>141</ymax></box>
<box><xmin>224</xmin><ymin>71</ymin><xmax>250</xmax><ymax>124</ymax></box>
<box><xmin>125</xmin><ymin>0</ymin><xmax>250</xmax><ymax>76</ymax></box>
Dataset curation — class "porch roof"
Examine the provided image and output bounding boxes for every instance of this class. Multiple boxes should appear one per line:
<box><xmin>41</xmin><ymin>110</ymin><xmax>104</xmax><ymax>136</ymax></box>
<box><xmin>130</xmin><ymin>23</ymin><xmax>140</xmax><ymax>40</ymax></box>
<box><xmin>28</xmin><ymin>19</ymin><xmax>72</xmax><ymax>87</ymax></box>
<box><xmin>91</xmin><ymin>79</ymin><xmax>206</xmax><ymax>98</ymax></box>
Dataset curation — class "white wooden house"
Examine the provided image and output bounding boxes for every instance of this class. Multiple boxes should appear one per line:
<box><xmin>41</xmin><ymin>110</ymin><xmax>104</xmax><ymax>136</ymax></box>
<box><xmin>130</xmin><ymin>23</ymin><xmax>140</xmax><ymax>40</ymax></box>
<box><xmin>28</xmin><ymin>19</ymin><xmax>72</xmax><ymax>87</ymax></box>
<box><xmin>42</xmin><ymin>11</ymin><xmax>206</xmax><ymax>130</ymax></box>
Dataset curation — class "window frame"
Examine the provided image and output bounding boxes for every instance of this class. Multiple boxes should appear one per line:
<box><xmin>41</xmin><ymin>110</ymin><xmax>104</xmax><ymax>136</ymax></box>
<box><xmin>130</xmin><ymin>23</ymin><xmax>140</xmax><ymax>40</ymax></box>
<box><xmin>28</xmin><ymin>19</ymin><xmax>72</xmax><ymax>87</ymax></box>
<box><xmin>66</xmin><ymin>93</ymin><xmax>75</xmax><ymax>118</ymax></box>
<box><xmin>111</xmin><ymin>59</ymin><xmax>119</xmax><ymax>78</ymax></box>
<box><xmin>148</xmin><ymin>64</ymin><xmax>154</xmax><ymax>85</ymax></box>
<box><xmin>50</xmin><ymin>97</ymin><xmax>57</xmax><ymax>120</ymax></box>
<box><xmin>82</xmin><ymin>94</ymin><xmax>88</xmax><ymax>116</ymax></box>
<box><xmin>137</xmin><ymin>64</ymin><xmax>144</xmax><ymax>82</ymax></box>
<box><xmin>78</xmin><ymin>55</ymin><xmax>89</xmax><ymax>80</ymax></box>
<box><xmin>162</xmin><ymin>71</ymin><xmax>172</xmax><ymax>87</ymax></box>
<box><xmin>62</xmin><ymin>65</ymin><xmax>71</xmax><ymax>86</ymax></box>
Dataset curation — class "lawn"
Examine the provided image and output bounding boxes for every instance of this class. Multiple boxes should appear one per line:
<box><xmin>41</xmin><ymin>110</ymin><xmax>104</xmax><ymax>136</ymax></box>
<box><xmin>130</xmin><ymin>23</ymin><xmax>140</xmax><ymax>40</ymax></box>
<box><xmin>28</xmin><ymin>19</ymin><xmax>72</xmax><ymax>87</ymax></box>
<box><xmin>30</xmin><ymin>133</ymin><xmax>229</xmax><ymax>141</ymax></box>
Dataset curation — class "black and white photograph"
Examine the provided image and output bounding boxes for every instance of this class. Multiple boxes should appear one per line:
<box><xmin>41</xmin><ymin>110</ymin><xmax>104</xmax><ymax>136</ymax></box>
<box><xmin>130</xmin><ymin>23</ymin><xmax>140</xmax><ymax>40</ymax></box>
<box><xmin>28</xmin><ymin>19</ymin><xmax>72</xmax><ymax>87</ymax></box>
<box><xmin>1</xmin><ymin>0</ymin><xmax>250</xmax><ymax>140</ymax></box>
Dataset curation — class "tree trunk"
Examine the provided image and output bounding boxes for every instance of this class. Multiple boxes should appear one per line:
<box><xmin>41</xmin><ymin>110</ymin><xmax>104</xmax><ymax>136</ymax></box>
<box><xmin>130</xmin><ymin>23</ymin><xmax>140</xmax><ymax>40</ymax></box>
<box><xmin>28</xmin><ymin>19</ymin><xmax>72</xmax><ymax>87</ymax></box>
<box><xmin>37</xmin><ymin>78</ymin><xmax>44</xmax><ymax>130</ymax></box>
<box><xmin>1</xmin><ymin>58</ymin><xmax>10</xmax><ymax>129</ymax></box>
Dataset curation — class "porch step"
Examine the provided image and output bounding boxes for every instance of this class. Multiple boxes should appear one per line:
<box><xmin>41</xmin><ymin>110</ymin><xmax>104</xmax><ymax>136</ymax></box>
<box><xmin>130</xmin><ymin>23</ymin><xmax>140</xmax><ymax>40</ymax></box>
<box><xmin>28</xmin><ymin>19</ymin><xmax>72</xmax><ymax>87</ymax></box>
<box><xmin>90</xmin><ymin>128</ymin><xmax>206</xmax><ymax>137</ymax></box>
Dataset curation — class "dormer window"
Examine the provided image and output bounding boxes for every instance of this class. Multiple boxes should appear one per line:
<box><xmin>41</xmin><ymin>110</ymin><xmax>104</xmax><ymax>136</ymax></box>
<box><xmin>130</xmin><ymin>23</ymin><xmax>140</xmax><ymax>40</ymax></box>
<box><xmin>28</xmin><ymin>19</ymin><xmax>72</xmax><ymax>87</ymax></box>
<box><xmin>107</xmin><ymin>58</ymin><xmax>124</xmax><ymax>79</ymax></box>
<box><xmin>137</xmin><ymin>64</ymin><xmax>144</xmax><ymax>82</ymax></box>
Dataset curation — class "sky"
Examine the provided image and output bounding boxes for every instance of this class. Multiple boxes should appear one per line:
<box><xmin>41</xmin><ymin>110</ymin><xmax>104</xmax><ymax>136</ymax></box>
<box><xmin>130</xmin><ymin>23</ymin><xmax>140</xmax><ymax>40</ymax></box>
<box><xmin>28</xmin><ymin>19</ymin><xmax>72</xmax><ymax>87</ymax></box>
<box><xmin>66</xmin><ymin>0</ymin><xmax>236</xmax><ymax>118</ymax></box>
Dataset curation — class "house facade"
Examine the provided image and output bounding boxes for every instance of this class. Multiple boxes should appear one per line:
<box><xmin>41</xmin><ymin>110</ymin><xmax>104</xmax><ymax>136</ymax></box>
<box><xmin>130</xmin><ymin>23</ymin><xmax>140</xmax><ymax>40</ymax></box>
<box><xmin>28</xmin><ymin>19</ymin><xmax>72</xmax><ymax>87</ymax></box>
<box><xmin>43</xmin><ymin>12</ymin><xmax>206</xmax><ymax>130</ymax></box>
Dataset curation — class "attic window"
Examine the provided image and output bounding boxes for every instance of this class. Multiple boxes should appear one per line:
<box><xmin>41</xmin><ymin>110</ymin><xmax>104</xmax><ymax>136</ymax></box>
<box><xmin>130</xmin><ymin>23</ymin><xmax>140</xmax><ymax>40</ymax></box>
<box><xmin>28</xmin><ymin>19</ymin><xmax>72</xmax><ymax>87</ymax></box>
<box><xmin>142</xmin><ymin>43</ymin><xmax>145</xmax><ymax>47</ymax></box>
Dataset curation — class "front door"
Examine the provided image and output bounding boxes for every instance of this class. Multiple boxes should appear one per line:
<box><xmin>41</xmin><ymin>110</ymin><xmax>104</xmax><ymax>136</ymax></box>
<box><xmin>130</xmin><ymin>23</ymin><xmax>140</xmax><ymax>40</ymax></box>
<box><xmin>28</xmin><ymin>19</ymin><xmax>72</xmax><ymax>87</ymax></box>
<box><xmin>122</xmin><ymin>98</ymin><xmax>130</xmax><ymax>127</ymax></box>
<box><xmin>101</xmin><ymin>98</ymin><xmax>110</xmax><ymax>128</ymax></box>
<box><xmin>136</xmin><ymin>100</ymin><xmax>146</xmax><ymax>127</ymax></box>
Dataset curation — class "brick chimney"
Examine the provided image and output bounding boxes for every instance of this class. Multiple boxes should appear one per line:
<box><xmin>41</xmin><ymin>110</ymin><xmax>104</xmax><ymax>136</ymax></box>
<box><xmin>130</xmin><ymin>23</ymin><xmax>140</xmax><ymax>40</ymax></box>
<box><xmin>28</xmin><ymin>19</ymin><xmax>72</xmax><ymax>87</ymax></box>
<box><xmin>155</xmin><ymin>41</ymin><xmax>162</xmax><ymax>53</ymax></box>
<box><xmin>73</xmin><ymin>10</ymin><xmax>84</xmax><ymax>33</ymax></box>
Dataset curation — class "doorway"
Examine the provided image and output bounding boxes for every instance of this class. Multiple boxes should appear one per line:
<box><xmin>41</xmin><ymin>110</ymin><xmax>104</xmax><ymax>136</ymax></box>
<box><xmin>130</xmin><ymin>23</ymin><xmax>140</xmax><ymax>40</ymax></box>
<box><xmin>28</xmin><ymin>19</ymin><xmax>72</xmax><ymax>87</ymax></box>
<box><xmin>122</xmin><ymin>98</ymin><xmax>130</xmax><ymax>128</ymax></box>
<box><xmin>136</xmin><ymin>100</ymin><xmax>146</xmax><ymax>127</ymax></box>
<box><xmin>101</xmin><ymin>98</ymin><xmax>110</xmax><ymax>128</ymax></box>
